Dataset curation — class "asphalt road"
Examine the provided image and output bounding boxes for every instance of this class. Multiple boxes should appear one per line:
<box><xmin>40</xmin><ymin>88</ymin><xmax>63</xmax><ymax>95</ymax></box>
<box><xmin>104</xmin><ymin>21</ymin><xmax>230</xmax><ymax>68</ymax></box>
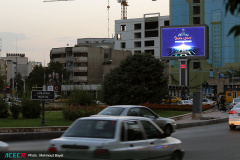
<box><xmin>8</xmin><ymin>122</ymin><xmax>240</xmax><ymax>160</ymax></box>
<box><xmin>172</xmin><ymin>122</ymin><xmax>240</xmax><ymax>160</ymax></box>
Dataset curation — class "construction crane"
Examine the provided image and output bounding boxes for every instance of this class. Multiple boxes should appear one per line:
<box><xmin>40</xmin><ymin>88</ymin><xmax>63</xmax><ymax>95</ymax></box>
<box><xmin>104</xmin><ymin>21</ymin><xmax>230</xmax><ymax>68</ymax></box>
<box><xmin>117</xmin><ymin>0</ymin><xmax>128</xmax><ymax>19</ymax></box>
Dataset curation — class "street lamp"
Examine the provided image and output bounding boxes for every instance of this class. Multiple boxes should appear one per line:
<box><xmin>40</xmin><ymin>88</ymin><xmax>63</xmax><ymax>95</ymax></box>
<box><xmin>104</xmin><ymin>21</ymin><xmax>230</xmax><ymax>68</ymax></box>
<box><xmin>198</xmin><ymin>68</ymin><xmax>202</xmax><ymax>92</ymax></box>
<box><xmin>215</xmin><ymin>69</ymin><xmax>220</xmax><ymax>106</ymax></box>
<box><xmin>230</xmin><ymin>67</ymin><xmax>234</xmax><ymax>89</ymax></box>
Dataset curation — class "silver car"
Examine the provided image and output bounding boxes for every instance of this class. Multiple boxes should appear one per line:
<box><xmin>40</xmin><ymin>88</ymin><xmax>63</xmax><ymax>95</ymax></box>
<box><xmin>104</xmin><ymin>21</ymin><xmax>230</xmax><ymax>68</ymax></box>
<box><xmin>229</xmin><ymin>98</ymin><xmax>240</xmax><ymax>109</ymax></box>
<box><xmin>48</xmin><ymin>116</ymin><xmax>184</xmax><ymax>160</ymax></box>
<box><xmin>229</xmin><ymin>102</ymin><xmax>240</xmax><ymax>130</ymax></box>
<box><xmin>95</xmin><ymin>105</ymin><xmax>176</xmax><ymax>136</ymax></box>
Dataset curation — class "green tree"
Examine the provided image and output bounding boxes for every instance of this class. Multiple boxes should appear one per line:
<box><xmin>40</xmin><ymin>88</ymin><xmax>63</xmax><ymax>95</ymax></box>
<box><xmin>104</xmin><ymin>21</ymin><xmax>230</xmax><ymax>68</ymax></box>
<box><xmin>10</xmin><ymin>73</ymin><xmax>24</xmax><ymax>97</ymax></box>
<box><xmin>225</xmin><ymin>0</ymin><xmax>240</xmax><ymax>37</ymax></box>
<box><xmin>25</xmin><ymin>65</ymin><xmax>45</xmax><ymax>89</ymax></box>
<box><xmin>101</xmin><ymin>53</ymin><xmax>168</xmax><ymax>105</ymax></box>
<box><xmin>0</xmin><ymin>68</ymin><xmax>7</xmax><ymax>93</ymax></box>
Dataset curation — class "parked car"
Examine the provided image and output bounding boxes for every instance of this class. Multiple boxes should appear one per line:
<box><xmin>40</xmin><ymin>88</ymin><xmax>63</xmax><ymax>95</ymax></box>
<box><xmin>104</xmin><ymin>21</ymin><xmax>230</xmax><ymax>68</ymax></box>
<box><xmin>202</xmin><ymin>98</ymin><xmax>216</xmax><ymax>106</ymax></box>
<box><xmin>229</xmin><ymin>98</ymin><xmax>240</xmax><ymax>109</ymax></box>
<box><xmin>177</xmin><ymin>100</ymin><xmax>193</xmax><ymax>105</ymax></box>
<box><xmin>94</xmin><ymin>105</ymin><xmax>176</xmax><ymax>136</ymax></box>
<box><xmin>162</xmin><ymin>96</ymin><xmax>182</xmax><ymax>104</ymax></box>
<box><xmin>48</xmin><ymin>116</ymin><xmax>184</xmax><ymax>160</ymax></box>
<box><xmin>229</xmin><ymin>102</ymin><xmax>240</xmax><ymax>130</ymax></box>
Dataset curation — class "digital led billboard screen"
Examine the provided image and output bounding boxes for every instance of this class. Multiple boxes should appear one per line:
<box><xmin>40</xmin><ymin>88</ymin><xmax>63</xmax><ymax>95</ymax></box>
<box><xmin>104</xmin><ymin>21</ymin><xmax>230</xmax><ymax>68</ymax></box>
<box><xmin>160</xmin><ymin>25</ymin><xmax>209</xmax><ymax>60</ymax></box>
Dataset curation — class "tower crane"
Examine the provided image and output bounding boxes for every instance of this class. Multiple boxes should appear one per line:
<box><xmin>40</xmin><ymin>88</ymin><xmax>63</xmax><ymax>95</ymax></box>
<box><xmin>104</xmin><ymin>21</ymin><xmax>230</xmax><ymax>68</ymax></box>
<box><xmin>117</xmin><ymin>0</ymin><xmax>128</xmax><ymax>19</ymax></box>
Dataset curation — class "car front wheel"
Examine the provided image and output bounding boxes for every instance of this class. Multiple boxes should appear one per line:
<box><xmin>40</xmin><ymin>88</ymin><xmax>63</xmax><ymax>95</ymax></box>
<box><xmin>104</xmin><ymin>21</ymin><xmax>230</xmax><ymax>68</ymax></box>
<box><xmin>229</xmin><ymin>124</ymin><xmax>236</xmax><ymax>130</ymax></box>
<box><xmin>163</xmin><ymin>124</ymin><xmax>172</xmax><ymax>137</ymax></box>
<box><xmin>170</xmin><ymin>151</ymin><xmax>182</xmax><ymax>160</ymax></box>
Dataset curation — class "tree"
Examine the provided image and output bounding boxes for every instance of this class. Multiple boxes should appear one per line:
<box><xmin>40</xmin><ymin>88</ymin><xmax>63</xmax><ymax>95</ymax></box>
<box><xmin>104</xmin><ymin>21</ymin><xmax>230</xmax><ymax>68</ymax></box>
<box><xmin>225</xmin><ymin>0</ymin><xmax>240</xmax><ymax>37</ymax></box>
<box><xmin>101</xmin><ymin>53</ymin><xmax>168</xmax><ymax>105</ymax></box>
<box><xmin>0</xmin><ymin>68</ymin><xmax>7</xmax><ymax>94</ymax></box>
<box><xmin>25</xmin><ymin>65</ymin><xmax>45</xmax><ymax>90</ymax></box>
<box><xmin>10</xmin><ymin>73</ymin><xmax>24</xmax><ymax>97</ymax></box>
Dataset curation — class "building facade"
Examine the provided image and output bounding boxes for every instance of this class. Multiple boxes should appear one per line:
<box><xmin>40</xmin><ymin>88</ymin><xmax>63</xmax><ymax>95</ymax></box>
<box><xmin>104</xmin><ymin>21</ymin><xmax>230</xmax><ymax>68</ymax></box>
<box><xmin>114</xmin><ymin>13</ymin><xmax>170</xmax><ymax>58</ymax></box>
<box><xmin>50</xmin><ymin>46</ymin><xmax>132</xmax><ymax>85</ymax></box>
<box><xmin>169</xmin><ymin>0</ymin><xmax>240</xmax><ymax>98</ymax></box>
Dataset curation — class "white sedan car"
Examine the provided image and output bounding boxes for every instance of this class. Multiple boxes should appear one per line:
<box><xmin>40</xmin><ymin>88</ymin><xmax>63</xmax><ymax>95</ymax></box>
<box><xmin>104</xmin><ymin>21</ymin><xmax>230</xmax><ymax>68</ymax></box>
<box><xmin>48</xmin><ymin>116</ymin><xmax>184</xmax><ymax>160</ymax></box>
<box><xmin>202</xmin><ymin>98</ymin><xmax>216</xmax><ymax>106</ymax></box>
<box><xmin>229</xmin><ymin>103</ymin><xmax>240</xmax><ymax>130</ymax></box>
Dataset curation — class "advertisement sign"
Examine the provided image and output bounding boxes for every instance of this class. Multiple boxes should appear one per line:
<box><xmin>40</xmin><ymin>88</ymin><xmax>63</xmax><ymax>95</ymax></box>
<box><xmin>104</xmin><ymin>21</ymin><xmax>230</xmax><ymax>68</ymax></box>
<box><xmin>160</xmin><ymin>24</ymin><xmax>209</xmax><ymax>60</ymax></box>
<box><xmin>45</xmin><ymin>71</ymin><xmax>62</xmax><ymax>94</ymax></box>
<box><xmin>31</xmin><ymin>91</ymin><xmax>55</xmax><ymax>100</ymax></box>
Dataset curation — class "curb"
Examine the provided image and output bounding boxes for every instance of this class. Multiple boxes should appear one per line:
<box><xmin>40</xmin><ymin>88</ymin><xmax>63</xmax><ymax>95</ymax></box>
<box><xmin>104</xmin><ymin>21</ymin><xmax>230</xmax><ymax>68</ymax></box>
<box><xmin>176</xmin><ymin>117</ymin><xmax>229</xmax><ymax>129</ymax></box>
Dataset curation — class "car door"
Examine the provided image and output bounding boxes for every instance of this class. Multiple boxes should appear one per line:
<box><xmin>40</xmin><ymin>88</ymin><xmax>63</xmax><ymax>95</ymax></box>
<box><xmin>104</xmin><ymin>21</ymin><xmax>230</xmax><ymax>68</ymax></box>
<box><xmin>120</xmin><ymin>120</ymin><xmax>150</xmax><ymax>160</ymax></box>
<box><xmin>140</xmin><ymin>120</ymin><xmax>172</xmax><ymax>160</ymax></box>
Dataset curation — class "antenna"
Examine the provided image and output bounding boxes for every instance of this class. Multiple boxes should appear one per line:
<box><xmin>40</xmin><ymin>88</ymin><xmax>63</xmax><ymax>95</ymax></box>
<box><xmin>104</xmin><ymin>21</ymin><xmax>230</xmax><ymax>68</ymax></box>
<box><xmin>107</xmin><ymin>0</ymin><xmax>110</xmax><ymax>38</ymax></box>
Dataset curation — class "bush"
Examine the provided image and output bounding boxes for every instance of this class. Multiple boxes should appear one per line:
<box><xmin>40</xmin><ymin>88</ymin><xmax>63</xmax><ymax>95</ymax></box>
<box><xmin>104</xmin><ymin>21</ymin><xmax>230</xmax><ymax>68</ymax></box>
<box><xmin>62</xmin><ymin>104</ymin><xmax>106</xmax><ymax>121</ymax></box>
<box><xmin>0</xmin><ymin>101</ymin><xmax>9</xmax><ymax>118</ymax></box>
<box><xmin>21</xmin><ymin>98</ymin><xmax>42</xmax><ymax>119</ymax></box>
<box><xmin>10</xmin><ymin>103</ymin><xmax>20</xmax><ymax>119</ymax></box>
<box><xmin>68</xmin><ymin>86</ymin><xmax>95</xmax><ymax>106</ymax></box>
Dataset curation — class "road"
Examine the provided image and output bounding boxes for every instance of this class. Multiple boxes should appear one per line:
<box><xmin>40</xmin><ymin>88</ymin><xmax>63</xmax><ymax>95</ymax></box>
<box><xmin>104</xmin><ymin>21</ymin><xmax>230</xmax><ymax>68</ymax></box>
<box><xmin>7</xmin><ymin>122</ymin><xmax>240</xmax><ymax>160</ymax></box>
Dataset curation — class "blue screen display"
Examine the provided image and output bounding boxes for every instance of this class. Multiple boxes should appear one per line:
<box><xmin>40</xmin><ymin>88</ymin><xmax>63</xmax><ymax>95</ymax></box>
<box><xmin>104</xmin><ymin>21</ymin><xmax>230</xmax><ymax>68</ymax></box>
<box><xmin>161</xmin><ymin>26</ymin><xmax>205</xmax><ymax>58</ymax></box>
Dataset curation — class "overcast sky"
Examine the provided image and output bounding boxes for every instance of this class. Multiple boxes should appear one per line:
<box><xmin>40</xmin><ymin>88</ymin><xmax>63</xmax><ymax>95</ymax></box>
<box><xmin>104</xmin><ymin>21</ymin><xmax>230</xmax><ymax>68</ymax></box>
<box><xmin>0</xmin><ymin>0</ymin><xmax>169</xmax><ymax>66</ymax></box>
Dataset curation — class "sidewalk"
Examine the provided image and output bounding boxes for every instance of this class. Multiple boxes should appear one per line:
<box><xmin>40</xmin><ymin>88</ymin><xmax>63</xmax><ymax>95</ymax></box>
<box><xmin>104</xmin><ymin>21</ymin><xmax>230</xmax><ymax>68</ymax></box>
<box><xmin>0</xmin><ymin>108</ymin><xmax>229</xmax><ymax>141</ymax></box>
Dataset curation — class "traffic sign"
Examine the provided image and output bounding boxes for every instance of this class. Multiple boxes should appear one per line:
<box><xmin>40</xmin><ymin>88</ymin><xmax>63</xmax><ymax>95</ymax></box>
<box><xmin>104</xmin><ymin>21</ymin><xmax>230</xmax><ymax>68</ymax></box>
<box><xmin>31</xmin><ymin>91</ymin><xmax>55</xmax><ymax>100</ymax></box>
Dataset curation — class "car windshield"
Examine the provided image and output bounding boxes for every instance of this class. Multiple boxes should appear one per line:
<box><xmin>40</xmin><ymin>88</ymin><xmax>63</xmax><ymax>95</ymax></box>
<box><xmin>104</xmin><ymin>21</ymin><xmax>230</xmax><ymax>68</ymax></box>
<box><xmin>64</xmin><ymin>120</ymin><xmax>116</xmax><ymax>139</ymax></box>
<box><xmin>98</xmin><ymin>107</ymin><xmax>125</xmax><ymax>116</ymax></box>
<box><xmin>234</xmin><ymin>99</ymin><xmax>240</xmax><ymax>103</ymax></box>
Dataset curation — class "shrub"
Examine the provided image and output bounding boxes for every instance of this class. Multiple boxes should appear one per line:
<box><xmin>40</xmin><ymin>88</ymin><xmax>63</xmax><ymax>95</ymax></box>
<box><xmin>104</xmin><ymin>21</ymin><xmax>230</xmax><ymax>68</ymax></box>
<box><xmin>68</xmin><ymin>86</ymin><xmax>95</xmax><ymax>106</ymax></box>
<box><xmin>62</xmin><ymin>104</ymin><xmax>106</xmax><ymax>121</ymax></box>
<box><xmin>10</xmin><ymin>103</ymin><xmax>20</xmax><ymax>119</ymax></box>
<box><xmin>21</xmin><ymin>98</ymin><xmax>42</xmax><ymax>119</ymax></box>
<box><xmin>0</xmin><ymin>101</ymin><xmax>9</xmax><ymax>118</ymax></box>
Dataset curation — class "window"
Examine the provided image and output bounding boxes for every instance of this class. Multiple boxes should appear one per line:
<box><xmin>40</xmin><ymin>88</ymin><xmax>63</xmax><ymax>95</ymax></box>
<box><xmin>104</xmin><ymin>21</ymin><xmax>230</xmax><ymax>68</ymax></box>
<box><xmin>134</xmin><ymin>41</ymin><xmax>141</xmax><ymax>48</ymax></box>
<box><xmin>145</xmin><ymin>31</ymin><xmax>158</xmax><ymax>37</ymax></box>
<box><xmin>193</xmin><ymin>62</ymin><xmax>201</xmax><ymax>69</ymax></box>
<box><xmin>117</xmin><ymin>34</ymin><xmax>122</xmax><ymax>40</ymax></box>
<box><xmin>141</xmin><ymin>121</ymin><xmax>162</xmax><ymax>139</ymax></box>
<box><xmin>164</xmin><ymin>20</ymin><xmax>170</xmax><ymax>26</ymax></box>
<box><xmin>193</xmin><ymin>6</ymin><xmax>200</xmax><ymax>15</ymax></box>
<box><xmin>193</xmin><ymin>0</ymin><xmax>200</xmax><ymax>3</ymax></box>
<box><xmin>134</xmin><ymin>23</ymin><xmax>141</xmax><ymax>30</ymax></box>
<box><xmin>74</xmin><ymin>72</ymin><xmax>87</xmax><ymax>76</ymax></box>
<box><xmin>134</xmin><ymin>50</ymin><xmax>141</xmax><ymax>54</ymax></box>
<box><xmin>193</xmin><ymin>17</ymin><xmax>200</xmax><ymax>24</ymax></box>
<box><xmin>145</xmin><ymin>49</ymin><xmax>154</xmax><ymax>55</ymax></box>
<box><xmin>126</xmin><ymin>121</ymin><xmax>144</xmax><ymax>141</ymax></box>
<box><xmin>145</xmin><ymin>40</ymin><xmax>154</xmax><ymax>47</ymax></box>
<box><xmin>74</xmin><ymin>53</ymin><xmax>87</xmax><ymax>57</ymax></box>
<box><xmin>121</xmin><ymin>25</ymin><xmax>126</xmax><ymax>31</ymax></box>
<box><xmin>128</xmin><ymin>108</ymin><xmax>140</xmax><ymax>116</ymax></box>
<box><xmin>227</xmin><ymin>93</ymin><xmax>232</xmax><ymax>97</ymax></box>
<box><xmin>145</xmin><ymin>21</ymin><xmax>158</xmax><ymax>30</ymax></box>
<box><xmin>121</xmin><ymin>42</ymin><xmax>126</xmax><ymax>48</ymax></box>
<box><xmin>140</xmin><ymin>108</ymin><xmax>156</xmax><ymax>119</ymax></box>
<box><xmin>74</xmin><ymin>62</ymin><xmax>87</xmax><ymax>67</ymax></box>
<box><xmin>134</xmin><ymin>32</ymin><xmax>141</xmax><ymax>39</ymax></box>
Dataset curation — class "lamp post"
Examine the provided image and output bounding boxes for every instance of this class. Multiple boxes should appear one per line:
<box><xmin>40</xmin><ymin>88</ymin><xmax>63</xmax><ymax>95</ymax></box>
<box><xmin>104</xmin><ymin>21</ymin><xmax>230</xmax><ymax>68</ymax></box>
<box><xmin>215</xmin><ymin>69</ymin><xmax>220</xmax><ymax>107</ymax></box>
<box><xmin>198</xmin><ymin>68</ymin><xmax>202</xmax><ymax>92</ymax></box>
<box><xmin>230</xmin><ymin>67</ymin><xmax>234</xmax><ymax>89</ymax></box>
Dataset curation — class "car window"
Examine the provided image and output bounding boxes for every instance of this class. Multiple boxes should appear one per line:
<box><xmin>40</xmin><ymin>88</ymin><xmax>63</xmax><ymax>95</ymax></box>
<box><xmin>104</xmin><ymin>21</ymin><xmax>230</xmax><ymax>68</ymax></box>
<box><xmin>172</xmin><ymin>97</ymin><xmax>176</xmax><ymax>99</ymax></box>
<box><xmin>126</xmin><ymin>121</ymin><xmax>144</xmax><ymax>141</ymax></box>
<box><xmin>234</xmin><ymin>99</ymin><xmax>240</xmax><ymax>103</ymax></box>
<box><xmin>203</xmin><ymin>99</ymin><xmax>207</xmax><ymax>102</ymax></box>
<box><xmin>98</xmin><ymin>107</ymin><xmax>124</xmax><ymax>116</ymax></box>
<box><xmin>128</xmin><ymin>108</ymin><xmax>140</xmax><ymax>116</ymax></box>
<box><xmin>140</xmin><ymin>120</ymin><xmax>162</xmax><ymax>139</ymax></box>
<box><xmin>234</xmin><ymin>103</ymin><xmax>240</xmax><ymax>108</ymax></box>
<box><xmin>64</xmin><ymin>120</ymin><xmax>116</xmax><ymax>139</ymax></box>
<box><xmin>140</xmin><ymin>108</ymin><xmax>156</xmax><ymax>119</ymax></box>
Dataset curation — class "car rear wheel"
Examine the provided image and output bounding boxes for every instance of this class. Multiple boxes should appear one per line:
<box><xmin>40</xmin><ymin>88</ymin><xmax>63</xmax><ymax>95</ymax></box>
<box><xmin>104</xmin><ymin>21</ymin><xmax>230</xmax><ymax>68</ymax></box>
<box><xmin>170</xmin><ymin>151</ymin><xmax>182</xmax><ymax>160</ymax></box>
<box><xmin>163</xmin><ymin>124</ymin><xmax>172</xmax><ymax>137</ymax></box>
<box><xmin>229</xmin><ymin>124</ymin><xmax>236</xmax><ymax>130</ymax></box>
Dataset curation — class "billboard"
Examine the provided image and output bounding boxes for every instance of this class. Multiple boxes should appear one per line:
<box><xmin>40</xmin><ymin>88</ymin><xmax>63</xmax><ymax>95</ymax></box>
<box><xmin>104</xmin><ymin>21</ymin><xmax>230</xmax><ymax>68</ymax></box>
<box><xmin>160</xmin><ymin>24</ymin><xmax>209</xmax><ymax>60</ymax></box>
<box><xmin>45</xmin><ymin>71</ymin><xmax>62</xmax><ymax>94</ymax></box>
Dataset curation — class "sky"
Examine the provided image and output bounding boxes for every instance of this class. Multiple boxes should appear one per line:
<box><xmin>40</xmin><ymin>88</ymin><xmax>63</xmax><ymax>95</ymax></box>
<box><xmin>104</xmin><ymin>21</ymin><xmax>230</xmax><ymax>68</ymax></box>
<box><xmin>0</xmin><ymin>0</ymin><xmax>169</xmax><ymax>66</ymax></box>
